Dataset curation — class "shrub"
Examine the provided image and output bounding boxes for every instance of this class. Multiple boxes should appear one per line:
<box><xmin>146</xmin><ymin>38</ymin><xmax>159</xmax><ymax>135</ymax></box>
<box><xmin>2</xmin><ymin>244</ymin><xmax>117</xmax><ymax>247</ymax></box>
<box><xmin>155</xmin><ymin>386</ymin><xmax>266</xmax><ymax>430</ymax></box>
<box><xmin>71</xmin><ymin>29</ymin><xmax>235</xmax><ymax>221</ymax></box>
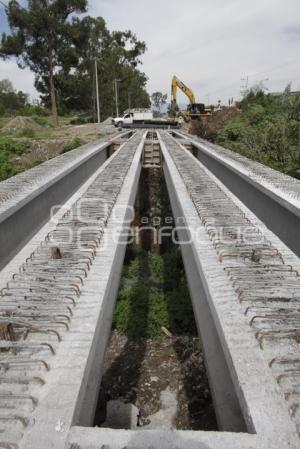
<box><xmin>0</xmin><ymin>150</ymin><xmax>20</xmax><ymax>180</ymax></box>
<box><xmin>245</xmin><ymin>105</ymin><xmax>265</xmax><ymax>125</ymax></box>
<box><xmin>217</xmin><ymin>121</ymin><xmax>247</xmax><ymax>144</ymax></box>
<box><xmin>20</xmin><ymin>104</ymin><xmax>49</xmax><ymax>116</ymax></box>
<box><xmin>148</xmin><ymin>253</ymin><xmax>164</xmax><ymax>284</ymax></box>
<box><xmin>285</xmin><ymin>166</ymin><xmax>300</xmax><ymax>180</ymax></box>
<box><xmin>69</xmin><ymin>116</ymin><xmax>95</xmax><ymax>125</ymax></box>
<box><xmin>18</xmin><ymin>127</ymin><xmax>35</xmax><ymax>138</ymax></box>
<box><xmin>31</xmin><ymin>157</ymin><xmax>44</xmax><ymax>167</ymax></box>
<box><xmin>113</xmin><ymin>250</ymin><xmax>196</xmax><ymax>338</ymax></box>
<box><xmin>0</xmin><ymin>136</ymin><xmax>30</xmax><ymax>155</ymax></box>
<box><xmin>216</xmin><ymin>90</ymin><xmax>300</xmax><ymax>177</ymax></box>
<box><xmin>61</xmin><ymin>137</ymin><xmax>84</xmax><ymax>154</ymax></box>
<box><xmin>32</xmin><ymin>115</ymin><xmax>50</xmax><ymax>126</ymax></box>
<box><xmin>70</xmin><ymin>116</ymin><xmax>87</xmax><ymax>125</ymax></box>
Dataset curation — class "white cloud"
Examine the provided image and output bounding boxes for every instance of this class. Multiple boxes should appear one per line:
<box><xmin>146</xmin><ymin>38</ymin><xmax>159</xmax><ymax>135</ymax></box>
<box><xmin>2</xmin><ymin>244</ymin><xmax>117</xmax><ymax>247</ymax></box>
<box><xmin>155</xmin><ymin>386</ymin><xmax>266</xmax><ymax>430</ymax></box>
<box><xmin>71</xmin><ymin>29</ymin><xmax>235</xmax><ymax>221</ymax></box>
<box><xmin>1</xmin><ymin>0</ymin><xmax>300</xmax><ymax>104</ymax></box>
<box><xmin>90</xmin><ymin>0</ymin><xmax>300</xmax><ymax>104</ymax></box>
<box><xmin>0</xmin><ymin>60</ymin><xmax>38</xmax><ymax>100</ymax></box>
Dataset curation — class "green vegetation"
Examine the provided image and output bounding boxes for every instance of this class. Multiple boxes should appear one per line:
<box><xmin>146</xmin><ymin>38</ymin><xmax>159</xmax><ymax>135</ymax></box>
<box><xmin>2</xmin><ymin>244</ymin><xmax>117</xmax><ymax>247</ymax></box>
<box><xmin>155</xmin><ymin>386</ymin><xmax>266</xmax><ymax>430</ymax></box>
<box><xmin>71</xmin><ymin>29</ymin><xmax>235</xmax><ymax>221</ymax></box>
<box><xmin>113</xmin><ymin>248</ymin><xmax>196</xmax><ymax>339</ymax></box>
<box><xmin>17</xmin><ymin>128</ymin><xmax>35</xmax><ymax>138</ymax></box>
<box><xmin>216</xmin><ymin>89</ymin><xmax>300</xmax><ymax>178</ymax></box>
<box><xmin>0</xmin><ymin>78</ymin><xmax>53</xmax><ymax>130</ymax></box>
<box><xmin>113</xmin><ymin>172</ymin><xmax>196</xmax><ymax>339</ymax></box>
<box><xmin>61</xmin><ymin>137</ymin><xmax>84</xmax><ymax>153</ymax></box>
<box><xmin>0</xmin><ymin>152</ymin><xmax>19</xmax><ymax>180</ymax></box>
<box><xmin>31</xmin><ymin>115</ymin><xmax>51</xmax><ymax>127</ymax></box>
<box><xmin>0</xmin><ymin>135</ymin><xmax>30</xmax><ymax>180</ymax></box>
<box><xmin>0</xmin><ymin>79</ymin><xmax>28</xmax><ymax>115</ymax></box>
<box><xmin>0</xmin><ymin>1</ymin><xmax>150</xmax><ymax>184</ymax></box>
<box><xmin>0</xmin><ymin>135</ymin><xmax>30</xmax><ymax>154</ymax></box>
<box><xmin>1</xmin><ymin>0</ymin><xmax>88</xmax><ymax>125</ymax></box>
<box><xmin>20</xmin><ymin>104</ymin><xmax>50</xmax><ymax>117</ymax></box>
<box><xmin>0</xmin><ymin>72</ymin><xmax>96</xmax><ymax>181</ymax></box>
<box><xmin>70</xmin><ymin>116</ymin><xmax>93</xmax><ymax>125</ymax></box>
<box><xmin>1</xmin><ymin>1</ymin><xmax>150</xmax><ymax>124</ymax></box>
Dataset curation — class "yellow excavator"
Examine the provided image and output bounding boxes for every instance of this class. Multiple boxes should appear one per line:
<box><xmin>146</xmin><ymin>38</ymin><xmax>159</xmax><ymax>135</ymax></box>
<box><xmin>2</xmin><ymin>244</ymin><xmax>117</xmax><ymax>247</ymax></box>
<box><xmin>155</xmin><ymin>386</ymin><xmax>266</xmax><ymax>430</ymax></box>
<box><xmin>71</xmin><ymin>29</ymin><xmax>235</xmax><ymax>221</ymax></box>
<box><xmin>171</xmin><ymin>75</ymin><xmax>210</xmax><ymax>118</ymax></box>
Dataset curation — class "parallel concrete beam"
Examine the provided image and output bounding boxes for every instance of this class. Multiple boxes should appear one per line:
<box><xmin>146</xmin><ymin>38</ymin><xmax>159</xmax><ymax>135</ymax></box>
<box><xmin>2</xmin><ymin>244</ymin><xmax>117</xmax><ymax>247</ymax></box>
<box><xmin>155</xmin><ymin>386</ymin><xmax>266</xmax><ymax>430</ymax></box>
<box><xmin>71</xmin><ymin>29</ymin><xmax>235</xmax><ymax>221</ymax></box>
<box><xmin>0</xmin><ymin>132</ymin><xmax>129</xmax><ymax>269</ymax></box>
<box><xmin>0</xmin><ymin>133</ymin><xmax>144</xmax><ymax>449</ymax></box>
<box><xmin>159</xmin><ymin>131</ymin><xmax>299</xmax><ymax>448</ymax></box>
<box><xmin>173</xmin><ymin>131</ymin><xmax>300</xmax><ymax>257</ymax></box>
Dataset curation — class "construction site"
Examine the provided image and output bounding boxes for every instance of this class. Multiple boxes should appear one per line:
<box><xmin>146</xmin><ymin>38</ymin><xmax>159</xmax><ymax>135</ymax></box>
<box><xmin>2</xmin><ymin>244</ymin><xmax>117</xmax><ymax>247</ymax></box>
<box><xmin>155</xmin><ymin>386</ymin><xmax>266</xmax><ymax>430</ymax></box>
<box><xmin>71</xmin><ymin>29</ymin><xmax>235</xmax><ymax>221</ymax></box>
<box><xmin>0</xmin><ymin>122</ymin><xmax>299</xmax><ymax>449</ymax></box>
<box><xmin>1</xmin><ymin>0</ymin><xmax>300</xmax><ymax>448</ymax></box>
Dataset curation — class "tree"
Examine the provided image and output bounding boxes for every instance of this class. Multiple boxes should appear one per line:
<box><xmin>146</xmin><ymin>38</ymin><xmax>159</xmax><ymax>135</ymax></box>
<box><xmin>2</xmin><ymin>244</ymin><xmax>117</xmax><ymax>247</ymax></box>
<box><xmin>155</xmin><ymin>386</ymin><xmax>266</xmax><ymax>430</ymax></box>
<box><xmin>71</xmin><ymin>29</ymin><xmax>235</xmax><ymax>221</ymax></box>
<box><xmin>284</xmin><ymin>82</ymin><xmax>292</xmax><ymax>95</ymax></box>
<box><xmin>115</xmin><ymin>65</ymin><xmax>150</xmax><ymax>113</ymax></box>
<box><xmin>71</xmin><ymin>18</ymin><xmax>149</xmax><ymax>116</ymax></box>
<box><xmin>0</xmin><ymin>0</ymin><xmax>87</xmax><ymax>126</ymax></box>
<box><xmin>0</xmin><ymin>78</ymin><xmax>28</xmax><ymax>114</ymax></box>
<box><xmin>151</xmin><ymin>92</ymin><xmax>167</xmax><ymax>112</ymax></box>
<box><xmin>39</xmin><ymin>16</ymin><xmax>150</xmax><ymax>118</ymax></box>
<box><xmin>0</xmin><ymin>79</ymin><xmax>14</xmax><ymax>94</ymax></box>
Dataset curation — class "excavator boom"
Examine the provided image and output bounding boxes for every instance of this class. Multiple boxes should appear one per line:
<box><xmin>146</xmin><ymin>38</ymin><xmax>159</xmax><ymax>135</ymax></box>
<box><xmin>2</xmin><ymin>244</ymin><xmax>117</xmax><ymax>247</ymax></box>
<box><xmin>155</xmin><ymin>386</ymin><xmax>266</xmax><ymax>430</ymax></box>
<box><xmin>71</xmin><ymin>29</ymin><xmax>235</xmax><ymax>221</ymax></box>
<box><xmin>171</xmin><ymin>75</ymin><xmax>209</xmax><ymax>118</ymax></box>
<box><xmin>171</xmin><ymin>75</ymin><xmax>196</xmax><ymax>105</ymax></box>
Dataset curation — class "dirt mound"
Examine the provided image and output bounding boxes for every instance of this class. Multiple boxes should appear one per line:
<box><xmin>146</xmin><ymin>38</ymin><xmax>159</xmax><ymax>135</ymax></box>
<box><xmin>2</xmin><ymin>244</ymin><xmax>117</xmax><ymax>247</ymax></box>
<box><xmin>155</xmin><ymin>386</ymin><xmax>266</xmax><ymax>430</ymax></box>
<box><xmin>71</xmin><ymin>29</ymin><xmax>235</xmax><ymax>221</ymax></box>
<box><xmin>55</xmin><ymin>122</ymin><xmax>115</xmax><ymax>140</ymax></box>
<box><xmin>190</xmin><ymin>106</ymin><xmax>241</xmax><ymax>141</ymax></box>
<box><xmin>101</xmin><ymin>116</ymin><xmax>113</xmax><ymax>125</ymax></box>
<box><xmin>3</xmin><ymin>116</ymin><xmax>42</xmax><ymax>132</ymax></box>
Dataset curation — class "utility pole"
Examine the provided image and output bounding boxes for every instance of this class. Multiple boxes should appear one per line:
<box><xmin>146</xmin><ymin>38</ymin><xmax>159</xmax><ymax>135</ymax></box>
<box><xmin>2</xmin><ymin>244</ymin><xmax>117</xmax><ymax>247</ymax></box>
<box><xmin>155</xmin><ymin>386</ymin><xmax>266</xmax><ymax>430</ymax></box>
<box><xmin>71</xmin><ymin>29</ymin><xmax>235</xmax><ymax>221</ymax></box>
<box><xmin>114</xmin><ymin>78</ymin><xmax>119</xmax><ymax>117</ymax></box>
<box><xmin>240</xmin><ymin>76</ymin><xmax>249</xmax><ymax>98</ymax></box>
<box><xmin>95</xmin><ymin>59</ymin><xmax>100</xmax><ymax>123</ymax></box>
<box><xmin>128</xmin><ymin>91</ymin><xmax>131</xmax><ymax>109</ymax></box>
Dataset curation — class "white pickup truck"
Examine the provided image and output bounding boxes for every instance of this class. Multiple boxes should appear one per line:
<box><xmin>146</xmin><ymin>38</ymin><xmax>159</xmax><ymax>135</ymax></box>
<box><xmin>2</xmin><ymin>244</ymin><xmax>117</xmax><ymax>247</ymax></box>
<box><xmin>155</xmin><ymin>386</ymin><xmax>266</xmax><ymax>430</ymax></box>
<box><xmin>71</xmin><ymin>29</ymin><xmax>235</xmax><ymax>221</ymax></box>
<box><xmin>112</xmin><ymin>109</ymin><xmax>153</xmax><ymax>127</ymax></box>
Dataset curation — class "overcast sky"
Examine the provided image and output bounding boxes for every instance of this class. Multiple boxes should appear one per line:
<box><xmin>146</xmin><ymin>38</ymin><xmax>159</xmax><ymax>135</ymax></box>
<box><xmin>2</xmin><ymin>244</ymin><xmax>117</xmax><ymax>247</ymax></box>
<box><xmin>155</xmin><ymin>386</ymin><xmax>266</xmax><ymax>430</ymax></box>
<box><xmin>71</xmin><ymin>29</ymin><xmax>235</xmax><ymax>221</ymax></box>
<box><xmin>1</xmin><ymin>0</ymin><xmax>300</xmax><ymax>105</ymax></box>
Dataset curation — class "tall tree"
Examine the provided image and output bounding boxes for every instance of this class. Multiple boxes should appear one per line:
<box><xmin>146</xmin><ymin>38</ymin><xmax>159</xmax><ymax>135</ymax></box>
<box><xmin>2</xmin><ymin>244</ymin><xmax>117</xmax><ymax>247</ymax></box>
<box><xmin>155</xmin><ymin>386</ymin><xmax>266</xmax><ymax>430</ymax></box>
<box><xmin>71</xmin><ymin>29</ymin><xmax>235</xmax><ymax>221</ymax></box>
<box><xmin>40</xmin><ymin>16</ymin><xmax>150</xmax><ymax>118</ymax></box>
<box><xmin>151</xmin><ymin>92</ymin><xmax>167</xmax><ymax>112</ymax></box>
<box><xmin>117</xmin><ymin>65</ymin><xmax>150</xmax><ymax>112</ymax></box>
<box><xmin>0</xmin><ymin>0</ymin><xmax>87</xmax><ymax>125</ymax></box>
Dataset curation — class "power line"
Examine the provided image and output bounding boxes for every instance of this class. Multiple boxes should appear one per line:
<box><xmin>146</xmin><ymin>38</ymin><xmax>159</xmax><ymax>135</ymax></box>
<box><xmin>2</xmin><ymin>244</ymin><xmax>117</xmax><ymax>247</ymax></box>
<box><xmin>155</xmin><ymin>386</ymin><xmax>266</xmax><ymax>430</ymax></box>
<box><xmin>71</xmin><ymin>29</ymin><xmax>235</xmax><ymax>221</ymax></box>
<box><xmin>209</xmin><ymin>57</ymin><xmax>300</xmax><ymax>97</ymax></box>
<box><xmin>247</xmin><ymin>57</ymin><xmax>300</xmax><ymax>80</ymax></box>
<box><xmin>0</xmin><ymin>0</ymin><xmax>8</xmax><ymax>8</ymax></box>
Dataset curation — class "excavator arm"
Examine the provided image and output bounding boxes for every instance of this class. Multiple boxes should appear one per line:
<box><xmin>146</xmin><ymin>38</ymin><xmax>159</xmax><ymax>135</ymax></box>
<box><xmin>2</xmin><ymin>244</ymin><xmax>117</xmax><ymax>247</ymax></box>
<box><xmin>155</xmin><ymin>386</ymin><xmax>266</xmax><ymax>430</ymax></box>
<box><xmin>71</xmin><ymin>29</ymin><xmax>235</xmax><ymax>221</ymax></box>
<box><xmin>171</xmin><ymin>75</ymin><xmax>196</xmax><ymax>106</ymax></box>
<box><xmin>170</xmin><ymin>75</ymin><xmax>208</xmax><ymax>118</ymax></box>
